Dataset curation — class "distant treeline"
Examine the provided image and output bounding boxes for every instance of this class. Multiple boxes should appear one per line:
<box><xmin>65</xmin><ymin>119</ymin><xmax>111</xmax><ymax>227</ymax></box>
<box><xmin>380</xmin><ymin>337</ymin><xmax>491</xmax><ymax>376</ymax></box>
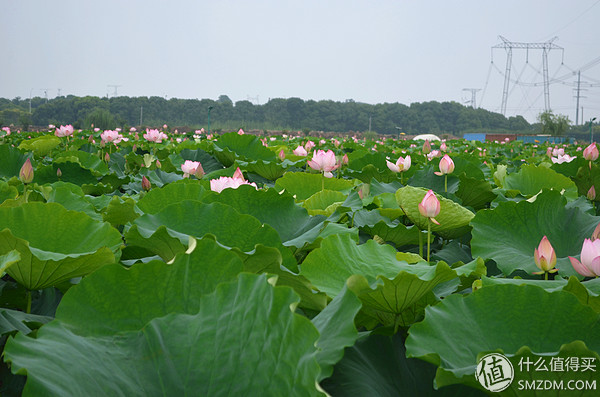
<box><xmin>0</xmin><ymin>94</ymin><xmax>535</xmax><ymax>136</ymax></box>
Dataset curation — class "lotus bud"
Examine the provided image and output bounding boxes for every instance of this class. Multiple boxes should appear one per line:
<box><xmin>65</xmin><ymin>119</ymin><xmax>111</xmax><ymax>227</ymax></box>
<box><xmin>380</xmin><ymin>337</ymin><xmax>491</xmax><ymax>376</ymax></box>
<box><xmin>422</xmin><ymin>140</ymin><xmax>431</xmax><ymax>155</ymax></box>
<box><xmin>232</xmin><ymin>167</ymin><xmax>244</xmax><ymax>180</ymax></box>
<box><xmin>105</xmin><ymin>152</ymin><xmax>110</xmax><ymax>162</ymax></box>
<box><xmin>19</xmin><ymin>158</ymin><xmax>34</xmax><ymax>184</ymax></box>
<box><xmin>583</xmin><ymin>143</ymin><xmax>599</xmax><ymax>161</ymax></box>
<box><xmin>195</xmin><ymin>163</ymin><xmax>205</xmax><ymax>179</ymax></box>
<box><xmin>435</xmin><ymin>155</ymin><xmax>455</xmax><ymax>176</ymax></box>
<box><xmin>592</xmin><ymin>222</ymin><xmax>600</xmax><ymax>241</ymax></box>
<box><xmin>588</xmin><ymin>186</ymin><xmax>596</xmax><ymax>201</ymax></box>
<box><xmin>533</xmin><ymin>236</ymin><xmax>558</xmax><ymax>274</ymax></box>
<box><xmin>341</xmin><ymin>153</ymin><xmax>349</xmax><ymax>166</ymax></box>
<box><xmin>57</xmin><ymin>168</ymin><xmax>62</xmax><ymax>178</ymax></box>
<box><xmin>278</xmin><ymin>149</ymin><xmax>285</xmax><ymax>161</ymax></box>
<box><xmin>156</xmin><ymin>159</ymin><xmax>161</xmax><ymax>168</ymax></box>
<box><xmin>141</xmin><ymin>176</ymin><xmax>151</xmax><ymax>191</ymax></box>
<box><xmin>418</xmin><ymin>190</ymin><xmax>440</xmax><ymax>225</ymax></box>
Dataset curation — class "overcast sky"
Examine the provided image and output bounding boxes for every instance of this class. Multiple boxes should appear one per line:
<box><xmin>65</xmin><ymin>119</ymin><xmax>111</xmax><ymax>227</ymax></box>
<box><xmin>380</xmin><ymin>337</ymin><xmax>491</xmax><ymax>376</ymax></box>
<box><xmin>1</xmin><ymin>0</ymin><xmax>599</xmax><ymax>124</ymax></box>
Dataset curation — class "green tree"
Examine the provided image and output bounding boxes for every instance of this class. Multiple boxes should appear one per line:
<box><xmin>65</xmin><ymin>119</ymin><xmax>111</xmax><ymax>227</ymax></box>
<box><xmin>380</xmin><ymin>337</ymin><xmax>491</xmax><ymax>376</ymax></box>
<box><xmin>538</xmin><ymin>111</ymin><xmax>570</xmax><ymax>136</ymax></box>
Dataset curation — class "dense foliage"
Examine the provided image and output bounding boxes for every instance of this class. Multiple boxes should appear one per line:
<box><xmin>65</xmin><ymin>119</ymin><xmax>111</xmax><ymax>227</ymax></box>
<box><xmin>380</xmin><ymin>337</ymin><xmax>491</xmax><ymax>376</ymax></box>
<box><xmin>0</xmin><ymin>126</ymin><xmax>599</xmax><ymax>395</ymax></box>
<box><xmin>0</xmin><ymin>95</ymin><xmax>534</xmax><ymax>135</ymax></box>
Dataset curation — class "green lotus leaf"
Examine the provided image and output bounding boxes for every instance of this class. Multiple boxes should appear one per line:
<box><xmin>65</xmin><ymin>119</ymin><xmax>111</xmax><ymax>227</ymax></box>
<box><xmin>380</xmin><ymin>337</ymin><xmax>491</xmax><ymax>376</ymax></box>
<box><xmin>177</xmin><ymin>148</ymin><xmax>224</xmax><ymax>173</ymax></box>
<box><xmin>54</xmin><ymin>150</ymin><xmax>109</xmax><ymax>175</ymax></box>
<box><xmin>102</xmin><ymin>196</ymin><xmax>139</xmax><ymax>227</ymax></box>
<box><xmin>243</xmin><ymin>159</ymin><xmax>288</xmax><ymax>180</ymax></box>
<box><xmin>4</xmin><ymin>274</ymin><xmax>324</xmax><ymax>396</ymax></box>
<box><xmin>300</xmin><ymin>234</ymin><xmax>411</xmax><ymax>298</ymax></box>
<box><xmin>212</xmin><ymin>132</ymin><xmax>276</xmax><ymax>166</ymax></box>
<box><xmin>136</xmin><ymin>180</ymin><xmax>207</xmax><ymax>214</ymax></box>
<box><xmin>0</xmin><ymin>145</ymin><xmax>30</xmax><ymax>179</ymax></box>
<box><xmin>18</xmin><ymin>135</ymin><xmax>61</xmax><ymax>157</ymax></box>
<box><xmin>34</xmin><ymin>161</ymin><xmax>98</xmax><ymax>186</ymax></box>
<box><xmin>405</xmin><ymin>284</ymin><xmax>600</xmax><ymax>388</ymax></box>
<box><xmin>303</xmin><ymin>190</ymin><xmax>347</xmax><ymax>216</ymax></box>
<box><xmin>354</xmin><ymin>209</ymin><xmax>426</xmax><ymax>247</ymax></box>
<box><xmin>395</xmin><ymin>186</ymin><xmax>474</xmax><ymax>239</ymax></box>
<box><xmin>0</xmin><ymin>181</ymin><xmax>18</xmax><ymax>205</ymax></box>
<box><xmin>321</xmin><ymin>332</ymin><xmax>485</xmax><ymax>397</ymax></box>
<box><xmin>311</xmin><ymin>285</ymin><xmax>362</xmax><ymax>380</ymax></box>
<box><xmin>347</xmin><ymin>164</ymin><xmax>398</xmax><ymax>183</ymax></box>
<box><xmin>0</xmin><ymin>250</ymin><xmax>20</xmax><ymax>274</ymax></box>
<box><xmin>46</xmin><ymin>182</ymin><xmax>101</xmax><ymax>221</ymax></box>
<box><xmin>55</xmin><ymin>238</ymin><xmax>243</xmax><ymax>336</ymax></box>
<box><xmin>275</xmin><ymin>172</ymin><xmax>356</xmax><ymax>201</ymax></box>
<box><xmin>470</xmin><ymin>190</ymin><xmax>600</xmax><ymax>277</ymax></box>
<box><xmin>347</xmin><ymin>261</ymin><xmax>457</xmax><ymax>328</ymax></box>
<box><xmin>372</xmin><ymin>192</ymin><xmax>404</xmax><ymax>219</ymax></box>
<box><xmin>455</xmin><ymin>174</ymin><xmax>497</xmax><ymax>210</ymax></box>
<box><xmin>200</xmin><ymin>186</ymin><xmax>326</xmax><ymax>248</ymax></box>
<box><xmin>125</xmin><ymin>200</ymin><xmax>297</xmax><ymax>270</ymax></box>
<box><xmin>0</xmin><ymin>308</ymin><xmax>52</xmax><ymax>336</ymax></box>
<box><xmin>0</xmin><ymin>203</ymin><xmax>122</xmax><ymax>290</ymax></box>
<box><xmin>503</xmin><ymin>164</ymin><xmax>578</xmax><ymax>200</ymax></box>
<box><xmin>409</xmin><ymin>165</ymin><xmax>460</xmax><ymax>194</ymax></box>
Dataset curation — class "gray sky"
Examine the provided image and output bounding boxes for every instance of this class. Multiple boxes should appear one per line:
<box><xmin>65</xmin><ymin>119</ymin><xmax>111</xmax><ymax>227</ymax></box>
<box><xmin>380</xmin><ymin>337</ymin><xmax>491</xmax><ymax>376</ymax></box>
<box><xmin>1</xmin><ymin>0</ymin><xmax>599</xmax><ymax>124</ymax></box>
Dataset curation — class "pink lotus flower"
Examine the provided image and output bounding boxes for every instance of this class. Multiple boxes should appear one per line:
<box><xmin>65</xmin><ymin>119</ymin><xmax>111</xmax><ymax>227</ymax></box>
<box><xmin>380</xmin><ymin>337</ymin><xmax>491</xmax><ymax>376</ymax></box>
<box><xmin>19</xmin><ymin>158</ymin><xmax>34</xmax><ymax>184</ymax></box>
<box><xmin>293</xmin><ymin>145</ymin><xmax>308</xmax><ymax>156</ymax></box>
<box><xmin>141</xmin><ymin>176</ymin><xmax>151</xmax><ymax>191</ymax></box>
<box><xmin>307</xmin><ymin>150</ymin><xmax>340</xmax><ymax>176</ymax></box>
<box><xmin>583</xmin><ymin>143</ymin><xmax>599</xmax><ymax>161</ymax></box>
<box><xmin>305</xmin><ymin>141</ymin><xmax>316</xmax><ymax>151</ymax></box>
<box><xmin>552</xmin><ymin>147</ymin><xmax>565</xmax><ymax>157</ymax></box>
<box><xmin>100</xmin><ymin>130</ymin><xmax>124</xmax><ymax>144</ymax></box>
<box><xmin>533</xmin><ymin>236</ymin><xmax>558</xmax><ymax>274</ymax></box>
<box><xmin>55</xmin><ymin>125</ymin><xmax>74</xmax><ymax>137</ymax></box>
<box><xmin>341</xmin><ymin>153</ymin><xmax>349</xmax><ymax>166</ymax></box>
<box><xmin>386</xmin><ymin>155</ymin><xmax>411</xmax><ymax>173</ymax></box>
<box><xmin>143</xmin><ymin>128</ymin><xmax>168</xmax><ymax>143</ymax></box>
<box><xmin>210</xmin><ymin>168</ymin><xmax>257</xmax><ymax>193</ymax></box>
<box><xmin>181</xmin><ymin>160</ymin><xmax>204</xmax><ymax>178</ymax></box>
<box><xmin>130</xmin><ymin>127</ymin><xmax>137</xmax><ymax>132</ymax></box>
<box><xmin>418</xmin><ymin>190</ymin><xmax>440</xmax><ymax>225</ymax></box>
<box><xmin>427</xmin><ymin>150</ymin><xmax>441</xmax><ymax>160</ymax></box>
<box><xmin>569</xmin><ymin>239</ymin><xmax>600</xmax><ymax>277</ymax></box>
<box><xmin>588</xmin><ymin>186</ymin><xmax>596</xmax><ymax>201</ymax></box>
<box><xmin>238</xmin><ymin>128</ymin><xmax>245</xmax><ymax>135</ymax></box>
<box><xmin>551</xmin><ymin>154</ymin><xmax>576</xmax><ymax>164</ymax></box>
<box><xmin>1</xmin><ymin>126</ymin><xmax>10</xmax><ymax>135</ymax></box>
<box><xmin>422</xmin><ymin>140</ymin><xmax>431</xmax><ymax>154</ymax></box>
<box><xmin>435</xmin><ymin>155</ymin><xmax>455</xmax><ymax>175</ymax></box>
<box><xmin>440</xmin><ymin>142</ymin><xmax>447</xmax><ymax>152</ymax></box>
<box><xmin>278</xmin><ymin>149</ymin><xmax>285</xmax><ymax>161</ymax></box>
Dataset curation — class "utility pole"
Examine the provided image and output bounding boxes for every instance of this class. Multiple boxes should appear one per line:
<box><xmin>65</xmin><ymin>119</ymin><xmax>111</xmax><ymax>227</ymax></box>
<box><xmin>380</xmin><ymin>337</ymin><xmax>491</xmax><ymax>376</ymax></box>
<box><xmin>492</xmin><ymin>36</ymin><xmax>563</xmax><ymax>115</ymax></box>
<box><xmin>140</xmin><ymin>106</ymin><xmax>143</xmax><ymax>126</ymax></box>
<box><xmin>462</xmin><ymin>88</ymin><xmax>481</xmax><ymax>108</ymax></box>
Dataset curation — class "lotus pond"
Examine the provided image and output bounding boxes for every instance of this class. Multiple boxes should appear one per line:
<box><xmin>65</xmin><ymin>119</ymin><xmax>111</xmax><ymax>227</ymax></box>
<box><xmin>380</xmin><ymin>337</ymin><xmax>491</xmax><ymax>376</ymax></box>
<box><xmin>0</xmin><ymin>126</ymin><xmax>599</xmax><ymax>396</ymax></box>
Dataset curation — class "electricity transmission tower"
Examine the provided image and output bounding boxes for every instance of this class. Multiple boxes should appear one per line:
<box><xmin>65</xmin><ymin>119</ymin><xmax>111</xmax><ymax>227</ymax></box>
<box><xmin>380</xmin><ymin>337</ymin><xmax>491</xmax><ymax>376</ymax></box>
<box><xmin>107</xmin><ymin>85</ymin><xmax>122</xmax><ymax>97</ymax></box>
<box><xmin>492</xmin><ymin>36</ymin><xmax>563</xmax><ymax>115</ymax></box>
<box><xmin>462</xmin><ymin>88</ymin><xmax>481</xmax><ymax>108</ymax></box>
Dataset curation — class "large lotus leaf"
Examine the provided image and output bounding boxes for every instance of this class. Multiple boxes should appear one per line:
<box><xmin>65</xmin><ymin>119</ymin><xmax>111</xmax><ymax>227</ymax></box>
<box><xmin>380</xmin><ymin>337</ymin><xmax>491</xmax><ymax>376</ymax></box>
<box><xmin>321</xmin><ymin>332</ymin><xmax>485</xmax><ymax>397</ymax></box>
<box><xmin>275</xmin><ymin>172</ymin><xmax>356</xmax><ymax>201</ymax></box>
<box><xmin>395</xmin><ymin>186</ymin><xmax>474</xmax><ymax>239</ymax></box>
<box><xmin>0</xmin><ymin>203</ymin><xmax>122</xmax><ymax>290</ymax></box>
<box><xmin>55</xmin><ymin>238</ymin><xmax>243</xmax><ymax>336</ymax></box>
<box><xmin>136</xmin><ymin>180</ymin><xmax>207</xmax><ymax>214</ymax></box>
<box><xmin>354</xmin><ymin>209</ymin><xmax>426</xmax><ymax>247</ymax></box>
<box><xmin>4</xmin><ymin>274</ymin><xmax>324</xmax><ymax>397</ymax></box>
<box><xmin>126</xmin><ymin>200</ymin><xmax>297</xmax><ymax>270</ymax></box>
<box><xmin>312</xmin><ymin>285</ymin><xmax>362</xmax><ymax>380</ymax></box>
<box><xmin>0</xmin><ymin>308</ymin><xmax>52</xmax><ymax>336</ymax></box>
<box><xmin>242</xmin><ymin>159</ymin><xmax>289</xmax><ymax>180</ymax></box>
<box><xmin>53</xmin><ymin>150</ymin><xmax>109</xmax><ymax>175</ymax></box>
<box><xmin>0</xmin><ymin>145</ymin><xmax>30</xmax><ymax>179</ymax></box>
<box><xmin>46</xmin><ymin>182</ymin><xmax>102</xmax><ymax>221</ymax></box>
<box><xmin>455</xmin><ymin>174</ymin><xmax>497</xmax><ymax>210</ymax></box>
<box><xmin>405</xmin><ymin>284</ymin><xmax>600</xmax><ymax>388</ymax></box>
<box><xmin>300</xmin><ymin>234</ymin><xmax>411</xmax><ymax>298</ymax></box>
<box><xmin>372</xmin><ymin>192</ymin><xmax>404</xmax><ymax>219</ymax></box>
<box><xmin>303</xmin><ymin>190</ymin><xmax>347</xmax><ymax>216</ymax></box>
<box><xmin>0</xmin><ymin>250</ymin><xmax>20</xmax><ymax>274</ymax></box>
<box><xmin>34</xmin><ymin>161</ymin><xmax>98</xmax><ymax>186</ymax></box>
<box><xmin>347</xmin><ymin>164</ymin><xmax>397</xmax><ymax>183</ymax></box>
<box><xmin>213</xmin><ymin>132</ymin><xmax>276</xmax><ymax>166</ymax></box>
<box><xmin>102</xmin><ymin>196</ymin><xmax>139</xmax><ymax>227</ymax></box>
<box><xmin>200</xmin><ymin>186</ymin><xmax>326</xmax><ymax>248</ymax></box>
<box><xmin>18</xmin><ymin>135</ymin><xmax>61</xmax><ymax>157</ymax></box>
<box><xmin>471</xmin><ymin>190</ymin><xmax>600</xmax><ymax>277</ymax></box>
<box><xmin>409</xmin><ymin>165</ymin><xmax>460</xmax><ymax>194</ymax></box>
<box><xmin>503</xmin><ymin>164</ymin><xmax>578</xmax><ymax>200</ymax></box>
<box><xmin>0</xmin><ymin>181</ymin><xmax>18</xmax><ymax>205</ymax></box>
<box><xmin>347</xmin><ymin>261</ymin><xmax>457</xmax><ymax>328</ymax></box>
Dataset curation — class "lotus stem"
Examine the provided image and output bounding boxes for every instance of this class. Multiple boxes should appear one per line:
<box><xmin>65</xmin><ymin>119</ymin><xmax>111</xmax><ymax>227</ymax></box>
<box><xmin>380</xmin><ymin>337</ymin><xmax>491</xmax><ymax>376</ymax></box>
<box><xmin>26</xmin><ymin>290</ymin><xmax>32</xmax><ymax>314</ymax></box>
<box><xmin>321</xmin><ymin>172</ymin><xmax>325</xmax><ymax>191</ymax></box>
<box><xmin>427</xmin><ymin>220</ymin><xmax>431</xmax><ymax>262</ymax></box>
<box><xmin>419</xmin><ymin>228</ymin><xmax>423</xmax><ymax>258</ymax></box>
<box><xmin>544</xmin><ymin>271</ymin><xmax>548</xmax><ymax>281</ymax></box>
<box><xmin>444</xmin><ymin>174</ymin><xmax>448</xmax><ymax>193</ymax></box>
<box><xmin>400</xmin><ymin>172</ymin><xmax>404</xmax><ymax>185</ymax></box>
